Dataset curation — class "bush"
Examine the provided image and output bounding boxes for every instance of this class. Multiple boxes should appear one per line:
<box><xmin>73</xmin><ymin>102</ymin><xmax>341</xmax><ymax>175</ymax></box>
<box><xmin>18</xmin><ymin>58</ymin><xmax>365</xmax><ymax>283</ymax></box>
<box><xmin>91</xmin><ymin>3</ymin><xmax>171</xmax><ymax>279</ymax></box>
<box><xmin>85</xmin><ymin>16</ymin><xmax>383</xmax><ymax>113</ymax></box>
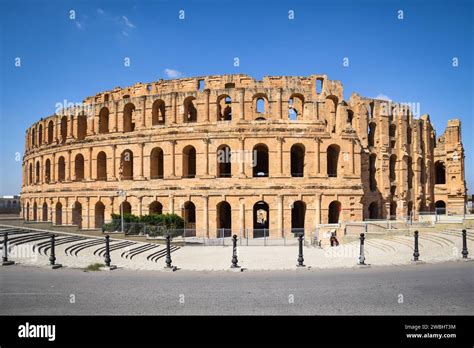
<box><xmin>108</xmin><ymin>213</ymin><xmax>185</xmax><ymax>235</ymax></box>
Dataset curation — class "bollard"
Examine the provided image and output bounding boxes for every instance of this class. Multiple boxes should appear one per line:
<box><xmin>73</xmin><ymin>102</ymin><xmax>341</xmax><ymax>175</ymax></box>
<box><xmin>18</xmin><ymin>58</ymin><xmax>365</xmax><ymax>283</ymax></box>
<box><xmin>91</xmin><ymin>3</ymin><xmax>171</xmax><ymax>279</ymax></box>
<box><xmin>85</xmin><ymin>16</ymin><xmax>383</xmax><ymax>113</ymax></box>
<box><xmin>358</xmin><ymin>233</ymin><xmax>366</xmax><ymax>265</ymax></box>
<box><xmin>165</xmin><ymin>234</ymin><xmax>172</xmax><ymax>268</ymax></box>
<box><xmin>231</xmin><ymin>235</ymin><xmax>239</xmax><ymax>268</ymax></box>
<box><xmin>2</xmin><ymin>232</ymin><xmax>15</xmax><ymax>266</ymax></box>
<box><xmin>49</xmin><ymin>234</ymin><xmax>62</xmax><ymax>269</ymax></box>
<box><xmin>104</xmin><ymin>234</ymin><xmax>111</xmax><ymax>267</ymax></box>
<box><xmin>297</xmin><ymin>234</ymin><xmax>305</xmax><ymax>267</ymax></box>
<box><xmin>413</xmin><ymin>230</ymin><xmax>420</xmax><ymax>261</ymax></box>
<box><xmin>462</xmin><ymin>229</ymin><xmax>469</xmax><ymax>259</ymax></box>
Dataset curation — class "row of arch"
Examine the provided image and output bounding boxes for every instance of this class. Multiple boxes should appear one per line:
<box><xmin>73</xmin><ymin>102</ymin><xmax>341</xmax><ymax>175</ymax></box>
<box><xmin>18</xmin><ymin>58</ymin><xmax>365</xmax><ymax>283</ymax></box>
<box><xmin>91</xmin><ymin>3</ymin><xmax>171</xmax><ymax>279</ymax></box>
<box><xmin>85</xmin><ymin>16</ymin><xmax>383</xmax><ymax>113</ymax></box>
<box><xmin>24</xmin><ymin>199</ymin><xmax>343</xmax><ymax>236</ymax></box>
<box><xmin>26</xmin><ymin>143</ymin><xmax>342</xmax><ymax>185</ymax></box>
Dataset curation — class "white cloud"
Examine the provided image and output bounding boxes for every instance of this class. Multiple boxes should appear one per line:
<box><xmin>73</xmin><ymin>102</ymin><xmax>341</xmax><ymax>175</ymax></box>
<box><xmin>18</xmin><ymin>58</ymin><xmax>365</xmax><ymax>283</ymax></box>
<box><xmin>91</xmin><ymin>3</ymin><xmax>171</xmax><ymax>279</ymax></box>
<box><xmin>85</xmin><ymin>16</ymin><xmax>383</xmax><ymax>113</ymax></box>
<box><xmin>97</xmin><ymin>8</ymin><xmax>105</xmax><ymax>15</ymax></box>
<box><xmin>122</xmin><ymin>16</ymin><xmax>136</xmax><ymax>28</ymax></box>
<box><xmin>164</xmin><ymin>69</ymin><xmax>182</xmax><ymax>78</ymax></box>
<box><xmin>75</xmin><ymin>21</ymin><xmax>84</xmax><ymax>30</ymax></box>
<box><xmin>374</xmin><ymin>94</ymin><xmax>391</xmax><ymax>101</ymax></box>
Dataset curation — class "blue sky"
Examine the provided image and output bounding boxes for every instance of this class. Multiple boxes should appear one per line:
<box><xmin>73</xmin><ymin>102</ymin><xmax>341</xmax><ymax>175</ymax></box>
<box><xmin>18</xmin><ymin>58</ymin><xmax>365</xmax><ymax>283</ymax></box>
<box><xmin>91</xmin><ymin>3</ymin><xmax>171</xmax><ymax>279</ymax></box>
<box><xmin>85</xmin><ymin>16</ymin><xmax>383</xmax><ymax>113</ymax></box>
<box><xmin>0</xmin><ymin>0</ymin><xmax>472</xmax><ymax>196</ymax></box>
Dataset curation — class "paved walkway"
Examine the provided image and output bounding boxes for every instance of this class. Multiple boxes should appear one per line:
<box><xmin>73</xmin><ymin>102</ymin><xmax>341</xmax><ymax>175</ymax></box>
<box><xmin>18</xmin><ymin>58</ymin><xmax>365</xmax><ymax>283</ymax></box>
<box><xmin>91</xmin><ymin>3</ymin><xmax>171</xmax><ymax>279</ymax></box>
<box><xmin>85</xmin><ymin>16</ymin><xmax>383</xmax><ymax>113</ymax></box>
<box><xmin>1</xmin><ymin>225</ymin><xmax>472</xmax><ymax>271</ymax></box>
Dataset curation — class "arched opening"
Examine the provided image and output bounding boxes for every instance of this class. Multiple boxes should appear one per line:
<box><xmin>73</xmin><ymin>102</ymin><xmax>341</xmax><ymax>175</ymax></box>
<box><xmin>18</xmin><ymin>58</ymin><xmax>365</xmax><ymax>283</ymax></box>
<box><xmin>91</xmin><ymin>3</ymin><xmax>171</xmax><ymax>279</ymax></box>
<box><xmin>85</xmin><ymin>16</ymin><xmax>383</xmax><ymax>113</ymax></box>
<box><xmin>389</xmin><ymin>155</ymin><xmax>397</xmax><ymax>181</ymax></box>
<box><xmin>150</xmin><ymin>147</ymin><xmax>164</xmax><ymax>179</ymax></box>
<box><xmin>45</xmin><ymin>159</ymin><xmax>51</xmax><ymax>183</ymax></box>
<box><xmin>407</xmin><ymin>157</ymin><xmax>413</xmax><ymax>189</ymax></box>
<box><xmin>435</xmin><ymin>200</ymin><xmax>446</xmax><ymax>215</ymax></box>
<box><xmin>325</xmin><ymin>95</ymin><xmax>338</xmax><ymax>133</ymax></box>
<box><xmin>72</xmin><ymin>201</ymin><xmax>82</xmax><ymax>228</ymax></box>
<box><xmin>74</xmin><ymin>154</ymin><xmax>84</xmax><ymax>181</ymax></box>
<box><xmin>38</xmin><ymin>124</ymin><xmax>43</xmax><ymax>145</ymax></box>
<box><xmin>33</xmin><ymin>202</ymin><xmax>37</xmax><ymax>221</ymax></box>
<box><xmin>183</xmin><ymin>97</ymin><xmax>197</xmax><ymax>123</ymax></box>
<box><xmin>217</xmin><ymin>95</ymin><xmax>232</xmax><ymax>121</ymax></box>
<box><xmin>97</xmin><ymin>152</ymin><xmax>107</xmax><ymax>180</ymax></box>
<box><xmin>347</xmin><ymin>110</ymin><xmax>354</xmax><ymax>125</ymax></box>
<box><xmin>182</xmin><ymin>201</ymin><xmax>196</xmax><ymax>230</ymax></box>
<box><xmin>315</xmin><ymin>78</ymin><xmax>323</xmax><ymax>94</ymax></box>
<box><xmin>123</xmin><ymin>103</ymin><xmax>136</xmax><ymax>132</ymax></box>
<box><xmin>217</xmin><ymin>145</ymin><xmax>232</xmax><ymax>178</ymax></box>
<box><xmin>55</xmin><ymin>202</ymin><xmax>62</xmax><ymax>225</ymax></box>
<box><xmin>327</xmin><ymin>144</ymin><xmax>340</xmax><ymax>177</ymax></box>
<box><xmin>253</xmin><ymin>201</ymin><xmax>269</xmax><ymax>238</ymax></box>
<box><xmin>407</xmin><ymin>126</ymin><xmax>412</xmax><ymax>144</ymax></box>
<box><xmin>328</xmin><ymin>201</ymin><xmax>341</xmax><ymax>224</ymax></box>
<box><xmin>291</xmin><ymin>144</ymin><xmax>305</xmax><ymax>177</ymax></box>
<box><xmin>120</xmin><ymin>201</ymin><xmax>132</xmax><ymax>215</ymax></box>
<box><xmin>35</xmin><ymin>161</ymin><xmax>40</xmax><ymax>183</ymax></box>
<box><xmin>435</xmin><ymin>161</ymin><xmax>446</xmax><ymax>184</ymax></box>
<box><xmin>368</xmin><ymin>122</ymin><xmax>376</xmax><ymax>147</ymax></box>
<box><xmin>60</xmin><ymin>116</ymin><xmax>68</xmax><ymax>143</ymax></box>
<box><xmin>26</xmin><ymin>203</ymin><xmax>30</xmax><ymax>221</ymax></box>
<box><xmin>152</xmin><ymin>99</ymin><xmax>166</xmax><ymax>125</ymax></box>
<box><xmin>288</xmin><ymin>94</ymin><xmax>304</xmax><ymax>120</ymax></box>
<box><xmin>29</xmin><ymin>163</ymin><xmax>33</xmax><ymax>185</ymax></box>
<box><xmin>389</xmin><ymin>124</ymin><xmax>396</xmax><ymax>148</ymax></box>
<box><xmin>98</xmin><ymin>107</ymin><xmax>109</xmax><ymax>133</ymax></box>
<box><xmin>369</xmin><ymin>154</ymin><xmax>377</xmax><ymax>191</ymax></box>
<box><xmin>120</xmin><ymin>150</ymin><xmax>134</xmax><ymax>180</ymax></box>
<box><xmin>94</xmin><ymin>201</ymin><xmax>105</xmax><ymax>228</ymax></box>
<box><xmin>149</xmin><ymin>201</ymin><xmax>163</xmax><ymax>215</ymax></box>
<box><xmin>58</xmin><ymin>156</ymin><xmax>65</xmax><ymax>182</ymax></box>
<box><xmin>256</xmin><ymin>98</ymin><xmax>265</xmax><ymax>114</ymax></box>
<box><xmin>216</xmin><ymin>201</ymin><xmax>232</xmax><ymax>237</ymax></box>
<box><xmin>253</xmin><ymin>144</ymin><xmax>269</xmax><ymax>177</ymax></box>
<box><xmin>47</xmin><ymin>120</ymin><xmax>54</xmax><ymax>143</ymax></box>
<box><xmin>390</xmin><ymin>201</ymin><xmax>397</xmax><ymax>220</ymax></box>
<box><xmin>368</xmin><ymin>202</ymin><xmax>378</xmax><ymax>219</ymax></box>
<box><xmin>182</xmin><ymin>145</ymin><xmax>196</xmax><ymax>178</ymax></box>
<box><xmin>77</xmin><ymin>115</ymin><xmax>87</xmax><ymax>140</ymax></box>
<box><xmin>407</xmin><ymin>201</ymin><xmax>413</xmax><ymax>218</ymax></box>
<box><xmin>291</xmin><ymin>201</ymin><xmax>306</xmax><ymax>233</ymax></box>
<box><xmin>32</xmin><ymin>128</ymin><xmax>36</xmax><ymax>147</ymax></box>
<box><xmin>42</xmin><ymin>202</ymin><xmax>48</xmax><ymax>221</ymax></box>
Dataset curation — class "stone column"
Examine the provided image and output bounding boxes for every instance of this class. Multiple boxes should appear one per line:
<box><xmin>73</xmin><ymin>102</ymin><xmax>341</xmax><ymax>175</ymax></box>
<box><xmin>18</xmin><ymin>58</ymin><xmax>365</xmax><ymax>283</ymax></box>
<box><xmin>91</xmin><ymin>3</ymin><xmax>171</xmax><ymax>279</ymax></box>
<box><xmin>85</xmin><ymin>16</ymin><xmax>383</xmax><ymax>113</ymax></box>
<box><xmin>113</xmin><ymin>101</ymin><xmax>119</xmax><ymax>132</ymax></box>
<box><xmin>277</xmin><ymin>136</ymin><xmax>284</xmax><ymax>176</ymax></box>
<box><xmin>67</xmin><ymin>150</ymin><xmax>71</xmax><ymax>181</ymax></box>
<box><xmin>278</xmin><ymin>195</ymin><xmax>283</xmax><ymax>237</ymax></box>
<box><xmin>202</xmin><ymin>138</ymin><xmax>210</xmax><ymax>177</ymax></box>
<box><xmin>204</xmin><ymin>90</ymin><xmax>210</xmax><ymax>122</ymax></box>
<box><xmin>55</xmin><ymin>116</ymin><xmax>60</xmax><ymax>143</ymax></box>
<box><xmin>239</xmin><ymin>200</ymin><xmax>245</xmax><ymax>236</ymax></box>
<box><xmin>112</xmin><ymin>145</ymin><xmax>117</xmax><ymax>180</ymax></box>
<box><xmin>88</xmin><ymin>147</ymin><xmax>93</xmax><ymax>180</ymax></box>
<box><xmin>168</xmin><ymin>195</ymin><xmax>174</xmax><ymax>214</ymax></box>
<box><xmin>138</xmin><ymin>197</ymin><xmax>143</xmax><ymax>216</ymax></box>
<box><xmin>141</xmin><ymin>96</ymin><xmax>147</xmax><ymax>129</ymax></box>
<box><xmin>239</xmin><ymin>88</ymin><xmax>245</xmax><ymax>121</ymax></box>
<box><xmin>314</xmin><ymin>193</ymin><xmax>321</xmax><ymax>226</ymax></box>
<box><xmin>315</xmin><ymin>137</ymin><xmax>321</xmax><ymax>175</ymax></box>
<box><xmin>203</xmin><ymin>195</ymin><xmax>209</xmax><ymax>238</ymax></box>
<box><xmin>86</xmin><ymin>197</ymin><xmax>90</xmax><ymax>229</ymax></box>
<box><xmin>350</xmin><ymin>138</ymin><xmax>355</xmax><ymax>174</ymax></box>
<box><xmin>239</xmin><ymin>136</ymin><xmax>245</xmax><ymax>177</ymax></box>
<box><xmin>169</xmin><ymin>140</ymin><xmax>176</xmax><ymax>177</ymax></box>
<box><xmin>68</xmin><ymin>115</ymin><xmax>74</xmax><ymax>139</ymax></box>
<box><xmin>278</xmin><ymin>88</ymin><xmax>283</xmax><ymax>119</ymax></box>
<box><xmin>172</xmin><ymin>93</ymin><xmax>177</xmax><ymax>123</ymax></box>
<box><xmin>52</xmin><ymin>153</ymin><xmax>56</xmax><ymax>182</ymax></box>
<box><xmin>138</xmin><ymin>143</ymin><xmax>145</xmax><ymax>179</ymax></box>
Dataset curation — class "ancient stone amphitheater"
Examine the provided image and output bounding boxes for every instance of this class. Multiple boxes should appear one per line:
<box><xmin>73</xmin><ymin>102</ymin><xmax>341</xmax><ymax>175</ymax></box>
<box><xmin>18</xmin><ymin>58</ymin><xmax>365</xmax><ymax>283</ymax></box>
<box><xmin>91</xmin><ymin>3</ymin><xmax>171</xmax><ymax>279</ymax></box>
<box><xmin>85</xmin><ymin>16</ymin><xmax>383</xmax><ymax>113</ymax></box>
<box><xmin>21</xmin><ymin>74</ymin><xmax>466</xmax><ymax>238</ymax></box>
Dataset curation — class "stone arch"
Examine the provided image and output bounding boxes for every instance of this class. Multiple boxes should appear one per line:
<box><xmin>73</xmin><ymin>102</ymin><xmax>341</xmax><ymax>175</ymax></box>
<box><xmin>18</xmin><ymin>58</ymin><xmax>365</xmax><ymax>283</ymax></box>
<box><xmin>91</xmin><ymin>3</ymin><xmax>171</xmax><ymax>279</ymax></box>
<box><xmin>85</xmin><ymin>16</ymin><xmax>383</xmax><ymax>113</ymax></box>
<box><xmin>327</xmin><ymin>144</ymin><xmax>340</xmax><ymax>177</ymax></box>
<box><xmin>29</xmin><ymin>163</ymin><xmax>33</xmax><ymax>185</ymax></box>
<box><xmin>95</xmin><ymin>201</ymin><xmax>105</xmax><ymax>228</ymax></box>
<box><xmin>74</xmin><ymin>154</ymin><xmax>85</xmax><ymax>181</ymax></box>
<box><xmin>368</xmin><ymin>122</ymin><xmax>376</xmax><ymax>147</ymax></box>
<box><xmin>389</xmin><ymin>124</ymin><xmax>396</xmax><ymax>148</ymax></box>
<box><xmin>26</xmin><ymin>202</ymin><xmax>30</xmax><ymax>221</ymax></box>
<box><xmin>99</xmin><ymin>107</ymin><xmax>109</xmax><ymax>133</ymax></box>
<box><xmin>47</xmin><ymin>120</ymin><xmax>54</xmax><ymax>143</ymax></box>
<box><xmin>435</xmin><ymin>161</ymin><xmax>446</xmax><ymax>184</ymax></box>
<box><xmin>72</xmin><ymin>201</ymin><xmax>82</xmax><ymax>228</ymax></box>
<box><xmin>45</xmin><ymin>159</ymin><xmax>51</xmax><ymax>183</ymax></box>
<box><xmin>152</xmin><ymin>99</ymin><xmax>166</xmax><ymax>125</ymax></box>
<box><xmin>77</xmin><ymin>115</ymin><xmax>87</xmax><ymax>140</ymax></box>
<box><xmin>288</xmin><ymin>93</ymin><xmax>304</xmax><ymax>120</ymax></box>
<box><xmin>216</xmin><ymin>201</ymin><xmax>232</xmax><ymax>237</ymax></box>
<box><xmin>38</xmin><ymin>124</ymin><xmax>43</xmax><ymax>145</ymax></box>
<box><xmin>150</xmin><ymin>147</ymin><xmax>164</xmax><ymax>179</ymax></box>
<box><xmin>120</xmin><ymin>150</ymin><xmax>134</xmax><ymax>180</ymax></box>
<box><xmin>33</xmin><ymin>201</ymin><xmax>37</xmax><ymax>221</ymax></box>
<box><xmin>328</xmin><ymin>201</ymin><xmax>341</xmax><ymax>224</ymax></box>
<box><xmin>253</xmin><ymin>93</ymin><xmax>268</xmax><ymax>116</ymax></box>
<box><xmin>120</xmin><ymin>201</ymin><xmax>132</xmax><ymax>215</ymax></box>
<box><xmin>35</xmin><ymin>161</ymin><xmax>40</xmax><ymax>183</ymax></box>
<box><xmin>149</xmin><ymin>201</ymin><xmax>163</xmax><ymax>215</ymax></box>
<box><xmin>123</xmin><ymin>102</ymin><xmax>136</xmax><ymax>132</ymax></box>
<box><xmin>325</xmin><ymin>95</ymin><xmax>338</xmax><ymax>133</ymax></box>
<box><xmin>182</xmin><ymin>145</ymin><xmax>196</xmax><ymax>178</ymax></box>
<box><xmin>55</xmin><ymin>202</ymin><xmax>62</xmax><ymax>225</ymax></box>
<box><xmin>217</xmin><ymin>144</ymin><xmax>232</xmax><ymax>178</ymax></box>
<box><xmin>60</xmin><ymin>116</ymin><xmax>68</xmax><ymax>143</ymax></box>
<box><xmin>97</xmin><ymin>151</ymin><xmax>107</xmax><ymax>180</ymax></box>
<box><xmin>291</xmin><ymin>143</ymin><xmax>305</xmax><ymax>177</ymax></box>
<box><xmin>253</xmin><ymin>144</ymin><xmax>269</xmax><ymax>177</ymax></box>
<box><xmin>390</xmin><ymin>201</ymin><xmax>397</xmax><ymax>219</ymax></box>
<box><xmin>291</xmin><ymin>200</ymin><xmax>306</xmax><ymax>232</ymax></box>
<box><xmin>253</xmin><ymin>201</ymin><xmax>269</xmax><ymax>238</ymax></box>
<box><xmin>435</xmin><ymin>200</ymin><xmax>446</xmax><ymax>214</ymax></box>
<box><xmin>42</xmin><ymin>202</ymin><xmax>48</xmax><ymax>221</ymax></box>
<box><xmin>389</xmin><ymin>154</ymin><xmax>397</xmax><ymax>181</ymax></box>
<box><xmin>58</xmin><ymin>156</ymin><xmax>66</xmax><ymax>182</ymax></box>
<box><xmin>368</xmin><ymin>202</ymin><xmax>378</xmax><ymax>219</ymax></box>
<box><xmin>217</xmin><ymin>95</ymin><xmax>232</xmax><ymax>121</ymax></box>
<box><xmin>31</xmin><ymin>128</ymin><xmax>36</xmax><ymax>147</ymax></box>
<box><xmin>183</xmin><ymin>96</ymin><xmax>197</xmax><ymax>123</ymax></box>
<box><xmin>369</xmin><ymin>154</ymin><xmax>377</xmax><ymax>191</ymax></box>
<box><xmin>182</xmin><ymin>201</ymin><xmax>196</xmax><ymax>229</ymax></box>
<box><xmin>407</xmin><ymin>157</ymin><xmax>413</xmax><ymax>189</ymax></box>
